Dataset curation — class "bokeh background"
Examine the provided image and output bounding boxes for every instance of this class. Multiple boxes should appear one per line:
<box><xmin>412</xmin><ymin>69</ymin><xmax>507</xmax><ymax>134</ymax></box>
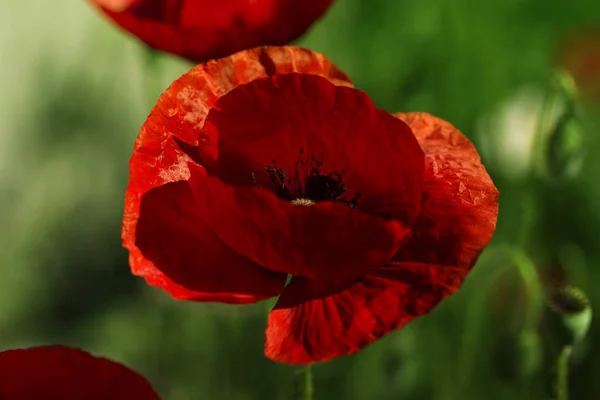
<box><xmin>1</xmin><ymin>0</ymin><xmax>600</xmax><ymax>399</ymax></box>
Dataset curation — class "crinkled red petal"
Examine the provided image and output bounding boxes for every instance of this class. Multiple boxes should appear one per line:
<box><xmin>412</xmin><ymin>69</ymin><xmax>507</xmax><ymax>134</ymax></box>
<box><xmin>136</xmin><ymin>159</ymin><xmax>288</xmax><ymax>301</ymax></box>
<box><xmin>123</xmin><ymin>47</ymin><xmax>351</xmax><ymax>302</ymax></box>
<box><xmin>92</xmin><ymin>0</ymin><xmax>333</xmax><ymax>62</ymax></box>
<box><xmin>139</xmin><ymin>160</ymin><xmax>411</xmax><ymax>283</ymax></box>
<box><xmin>265</xmin><ymin>114</ymin><xmax>498</xmax><ymax>364</ymax></box>
<box><xmin>201</xmin><ymin>73</ymin><xmax>424</xmax><ymax>224</ymax></box>
<box><xmin>265</xmin><ymin>262</ymin><xmax>468</xmax><ymax>364</ymax></box>
<box><xmin>0</xmin><ymin>346</ymin><xmax>160</xmax><ymax>399</ymax></box>
<box><xmin>391</xmin><ymin>113</ymin><xmax>499</xmax><ymax>269</ymax></box>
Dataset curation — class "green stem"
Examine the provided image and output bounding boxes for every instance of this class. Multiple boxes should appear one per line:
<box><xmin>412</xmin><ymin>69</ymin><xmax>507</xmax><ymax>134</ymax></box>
<box><xmin>516</xmin><ymin>188</ymin><xmax>537</xmax><ymax>251</ymax></box>
<box><xmin>295</xmin><ymin>365</ymin><xmax>314</xmax><ymax>400</ymax></box>
<box><xmin>531</xmin><ymin>76</ymin><xmax>559</xmax><ymax>178</ymax></box>
<box><xmin>555</xmin><ymin>346</ymin><xmax>571</xmax><ymax>400</ymax></box>
<box><xmin>508</xmin><ymin>248</ymin><xmax>543</xmax><ymax>329</ymax></box>
<box><xmin>302</xmin><ymin>365</ymin><xmax>314</xmax><ymax>400</ymax></box>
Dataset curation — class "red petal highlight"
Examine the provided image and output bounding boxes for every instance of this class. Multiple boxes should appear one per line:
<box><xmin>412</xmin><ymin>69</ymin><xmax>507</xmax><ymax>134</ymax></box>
<box><xmin>91</xmin><ymin>0</ymin><xmax>334</xmax><ymax>62</ymax></box>
<box><xmin>140</xmin><ymin>162</ymin><xmax>411</xmax><ymax>282</ymax></box>
<box><xmin>123</xmin><ymin>47</ymin><xmax>351</xmax><ymax>302</ymax></box>
<box><xmin>392</xmin><ymin>113</ymin><xmax>499</xmax><ymax>269</ymax></box>
<box><xmin>136</xmin><ymin>163</ymin><xmax>287</xmax><ymax>301</ymax></box>
<box><xmin>265</xmin><ymin>262</ymin><xmax>467</xmax><ymax>364</ymax></box>
<box><xmin>0</xmin><ymin>346</ymin><xmax>160</xmax><ymax>399</ymax></box>
<box><xmin>200</xmin><ymin>73</ymin><xmax>424</xmax><ymax>224</ymax></box>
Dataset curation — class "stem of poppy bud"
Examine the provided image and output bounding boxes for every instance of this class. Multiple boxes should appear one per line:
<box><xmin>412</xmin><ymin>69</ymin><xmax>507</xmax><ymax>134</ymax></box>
<box><xmin>554</xmin><ymin>346</ymin><xmax>571</xmax><ymax>400</ymax></box>
<box><xmin>516</xmin><ymin>190</ymin><xmax>537</xmax><ymax>251</ymax></box>
<box><xmin>531</xmin><ymin>76</ymin><xmax>559</xmax><ymax>178</ymax></box>
<box><xmin>509</xmin><ymin>248</ymin><xmax>543</xmax><ymax>329</ymax></box>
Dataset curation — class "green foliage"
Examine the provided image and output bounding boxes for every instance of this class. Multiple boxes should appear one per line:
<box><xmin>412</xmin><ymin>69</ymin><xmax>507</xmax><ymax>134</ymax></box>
<box><xmin>1</xmin><ymin>0</ymin><xmax>600</xmax><ymax>399</ymax></box>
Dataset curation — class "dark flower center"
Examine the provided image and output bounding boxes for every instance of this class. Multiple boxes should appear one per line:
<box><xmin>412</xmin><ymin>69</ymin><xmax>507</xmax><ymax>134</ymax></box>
<box><xmin>253</xmin><ymin>149</ymin><xmax>361</xmax><ymax>207</ymax></box>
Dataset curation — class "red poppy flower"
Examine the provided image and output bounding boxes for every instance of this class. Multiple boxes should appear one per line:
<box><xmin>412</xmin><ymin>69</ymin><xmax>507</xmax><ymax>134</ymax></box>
<box><xmin>0</xmin><ymin>346</ymin><xmax>160</xmax><ymax>399</ymax></box>
<box><xmin>123</xmin><ymin>46</ymin><xmax>499</xmax><ymax>364</ymax></box>
<box><xmin>89</xmin><ymin>0</ymin><xmax>333</xmax><ymax>62</ymax></box>
<box><xmin>558</xmin><ymin>27</ymin><xmax>600</xmax><ymax>102</ymax></box>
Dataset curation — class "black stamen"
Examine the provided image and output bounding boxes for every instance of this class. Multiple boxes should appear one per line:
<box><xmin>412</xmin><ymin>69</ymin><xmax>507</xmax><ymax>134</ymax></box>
<box><xmin>252</xmin><ymin>149</ymin><xmax>360</xmax><ymax>207</ymax></box>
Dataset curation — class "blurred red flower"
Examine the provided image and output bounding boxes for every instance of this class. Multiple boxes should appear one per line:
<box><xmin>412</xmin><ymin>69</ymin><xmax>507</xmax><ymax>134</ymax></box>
<box><xmin>123</xmin><ymin>46</ymin><xmax>499</xmax><ymax>364</ymax></box>
<box><xmin>0</xmin><ymin>346</ymin><xmax>160</xmax><ymax>399</ymax></box>
<box><xmin>558</xmin><ymin>27</ymin><xmax>600</xmax><ymax>102</ymax></box>
<box><xmin>89</xmin><ymin>0</ymin><xmax>333</xmax><ymax>62</ymax></box>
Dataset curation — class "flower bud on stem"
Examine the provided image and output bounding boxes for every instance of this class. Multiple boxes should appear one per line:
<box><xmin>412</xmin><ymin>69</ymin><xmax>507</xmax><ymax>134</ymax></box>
<box><xmin>532</xmin><ymin>71</ymin><xmax>587</xmax><ymax>181</ymax></box>
<box><xmin>544</xmin><ymin>285</ymin><xmax>591</xmax><ymax>400</ymax></box>
<box><xmin>546</xmin><ymin>286</ymin><xmax>591</xmax><ymax>350</ymax></box>
<box><xmin>546</xmin><ymin>105</ymin><xmax>586</xmax><ymax>180</ymax></box>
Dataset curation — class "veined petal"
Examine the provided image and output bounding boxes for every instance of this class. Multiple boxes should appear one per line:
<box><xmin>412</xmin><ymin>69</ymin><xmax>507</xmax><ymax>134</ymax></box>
<box><xmin>265</xmin><ymin>262</ymin><xmax>467</xmax><ymax>364</ymax></box>
<box><xmin>139</xmin><ymin>161</ymin><xmax>411</xmax><ymax>282</ymax></box>
<box><xmin>136</xmin><ymin>160</ymin><xmax>288</xmax><ymax>302</ymax></box>
<box><xmin>392</xmin><ymin>113</ymin><xmax>499</xmax><ymax>269</ymax></box>
<box><xmin>123</xmin><ymin>47</ymin><xmax>352</xmax><ymax>301</ymax></box>
<box><xmin>200</xmin><ymin>73</ymin><xmax>424</xmax><ymax>224</ymax></box>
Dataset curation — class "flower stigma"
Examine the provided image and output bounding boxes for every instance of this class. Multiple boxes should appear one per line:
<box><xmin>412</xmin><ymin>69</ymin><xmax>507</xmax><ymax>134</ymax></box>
<box><xmin>252</xmin><ymin>148</ymin><xmax>360</xmax><ymax>207</ymax></box>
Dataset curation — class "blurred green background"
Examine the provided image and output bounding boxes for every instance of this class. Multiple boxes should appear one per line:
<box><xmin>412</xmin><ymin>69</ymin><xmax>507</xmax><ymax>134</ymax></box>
<box><xmin>1</xmin><ymin>0</ymin><xmax>600</xmax><ymax>399</ymax></box>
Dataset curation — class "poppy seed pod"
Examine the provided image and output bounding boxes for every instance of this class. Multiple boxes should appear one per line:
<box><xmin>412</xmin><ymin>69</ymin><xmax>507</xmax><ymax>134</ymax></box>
<box><xmin>545</xmin><ymin>286</ymin><xmax>592</xmax><ymax>349</ymax></box>
<box><xmin>545</xmin><ymin>106</ymin><xmax>587</xmax><ymax>180</ymax></box>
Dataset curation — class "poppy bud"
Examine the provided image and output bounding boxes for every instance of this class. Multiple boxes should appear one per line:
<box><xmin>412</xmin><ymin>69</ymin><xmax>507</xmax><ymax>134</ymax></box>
<box><xmin>545</xmin><ymin>107</ymin><xmax>586</xmax><ymax>180</ymax></box>
<box><xmin>493</xmin><ymin>330</ymin><xmax>543</xmax><ymax>382</ymax></box>
<box><xmin>545</xmin><ymin>286</ymin><xmax>592</xmax><ymax>349</ymax></box>
<box><xmin>556</xmin><ymin>70</ymin><xmax>579</xmax><ymax>105</ymax></box>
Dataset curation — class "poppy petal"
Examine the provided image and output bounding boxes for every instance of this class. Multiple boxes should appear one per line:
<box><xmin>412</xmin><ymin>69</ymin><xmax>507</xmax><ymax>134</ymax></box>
<box><xmin>93</xmin><ymin>0</ymin><xmax>134</xmax><ymax>12</ymax></box>
<box><xmin>265</xmin><ymin>262</ymin><xmax>467</xmax><ymax>364</ymax></box>
<box><xmin>0</xmin><ymin>346</ymin><xmax>160</xmax><ymax>399</ymax></box>
<box><xmin>92</xmin><ymin>0</ymin><xmax>334</xmax><ymax>62</ymax></box>
<box><xmin>200</xmin><ymin>73</ymin><xmax>424</xmax><ymax>224</ymax></box>
<box><xmin>138</xmin><ymin>161</ymin><xmax>412</xmax><ymax>283</ymax></box>
<box><xmin>136</xmin><ymin>159</ymin><xmax>288</xmax><ymax>301</ymax></box>
<box><xmin>124</xmin><ymin>47</ymin><xmax>351</xmax><ymax>301</ymax></box>
<box><xmin>392</xmin><ymin>113</ymin><xmax>499</xmax><ymax>268</ymax></box>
